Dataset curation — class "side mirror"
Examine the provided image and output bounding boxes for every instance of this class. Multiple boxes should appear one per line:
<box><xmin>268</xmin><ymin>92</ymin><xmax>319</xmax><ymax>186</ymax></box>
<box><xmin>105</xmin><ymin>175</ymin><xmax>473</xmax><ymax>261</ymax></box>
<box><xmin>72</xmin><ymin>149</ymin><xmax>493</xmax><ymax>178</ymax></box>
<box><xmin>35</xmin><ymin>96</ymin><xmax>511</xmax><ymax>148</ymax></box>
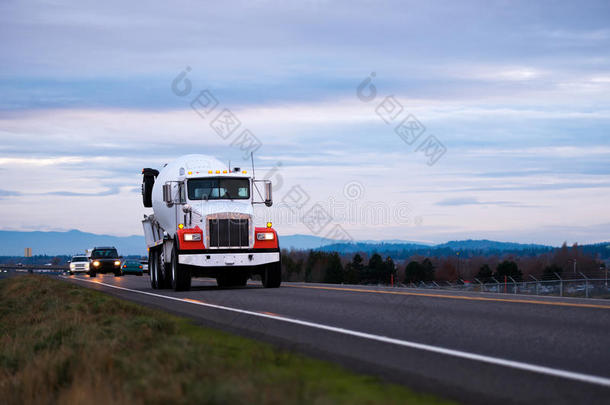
<box><xmin>162</xmin><ymin>183</ymin><xmax>173</xmax><ymax>205</ymax></box>
<box><xmin>264</xmin><ymin>181</ymin><xmax>273</xmax><ymax>207</ymax></box>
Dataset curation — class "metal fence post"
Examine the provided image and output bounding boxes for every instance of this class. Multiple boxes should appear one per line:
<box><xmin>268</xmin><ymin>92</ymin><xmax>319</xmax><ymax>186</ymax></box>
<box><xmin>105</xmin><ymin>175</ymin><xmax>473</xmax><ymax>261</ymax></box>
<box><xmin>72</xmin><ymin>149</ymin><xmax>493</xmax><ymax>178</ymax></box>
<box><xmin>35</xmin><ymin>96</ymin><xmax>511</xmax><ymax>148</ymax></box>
<box><xmin>508</xmin><ymin>276</ymin><xmax>517</xmax><ymax>294</ymax></box>
<box><xmin>554</xmin><ymin>272</ymin><xmax>562</xmax><ymax>297</ymax></box>
<box><xmin>491</xmin><ymin>277</ymin><xmax>500</xmax><ymax>294</ymax></box>
<box><xmin>579</xmin><ymin>272</ymin><xmax>589</xmax><ymax>298</ymax></box>
<box><xmin>529</xmin><ymin>274</ymin><xmax>539</xmax><ymax>295</ymax></box>
<box><xmin>474</xmin><ymin>278</ymin><xmax>484</xmax><ymax>293</ymax></box>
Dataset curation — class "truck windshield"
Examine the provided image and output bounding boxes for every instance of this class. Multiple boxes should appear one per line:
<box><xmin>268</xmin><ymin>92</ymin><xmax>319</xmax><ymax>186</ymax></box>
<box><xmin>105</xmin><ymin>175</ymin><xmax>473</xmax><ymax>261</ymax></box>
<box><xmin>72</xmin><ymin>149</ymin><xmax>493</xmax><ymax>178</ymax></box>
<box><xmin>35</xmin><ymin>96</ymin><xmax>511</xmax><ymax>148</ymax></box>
<box><xmin>91</xmin><ymin>249</ymin><xmax>119</xmax><ymax>259</ymax></box>
<box><xmin>188</xmin><ymin>178</ymin><xmax>250</xmax><ymax>200</ymax></box>
<box><xmin>71</xmin><ymin>256</ymin><xmax>88</xmax><ymax>262</ymax></box>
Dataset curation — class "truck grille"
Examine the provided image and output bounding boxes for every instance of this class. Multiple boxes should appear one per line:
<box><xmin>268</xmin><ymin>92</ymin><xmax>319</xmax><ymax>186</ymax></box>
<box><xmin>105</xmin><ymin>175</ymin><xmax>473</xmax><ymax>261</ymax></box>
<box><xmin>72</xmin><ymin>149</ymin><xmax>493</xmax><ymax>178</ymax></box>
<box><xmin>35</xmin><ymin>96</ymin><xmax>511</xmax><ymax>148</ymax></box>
<box><xmin>209</xmin><ymin>218</ymin><xmax>249</xmax><ymax>248</ymax></box>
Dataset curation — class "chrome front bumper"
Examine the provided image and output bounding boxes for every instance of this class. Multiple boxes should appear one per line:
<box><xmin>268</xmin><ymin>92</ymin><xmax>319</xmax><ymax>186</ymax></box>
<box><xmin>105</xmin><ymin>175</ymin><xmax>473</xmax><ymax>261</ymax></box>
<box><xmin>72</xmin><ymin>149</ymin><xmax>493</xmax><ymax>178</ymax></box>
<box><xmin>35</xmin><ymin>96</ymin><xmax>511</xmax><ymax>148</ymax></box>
<box><xmin>179</xmin><ymin>252</ymin><xmax>280</xmax><ymax>267</ymax></box>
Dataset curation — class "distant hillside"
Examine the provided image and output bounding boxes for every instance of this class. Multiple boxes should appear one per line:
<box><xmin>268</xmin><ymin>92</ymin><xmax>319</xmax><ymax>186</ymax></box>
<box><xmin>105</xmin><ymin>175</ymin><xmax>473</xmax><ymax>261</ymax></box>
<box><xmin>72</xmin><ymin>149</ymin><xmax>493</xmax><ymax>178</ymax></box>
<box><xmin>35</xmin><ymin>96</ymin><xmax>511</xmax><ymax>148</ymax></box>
<box><xmin>434</xmin><ymin>239</ymin><xmax>550</xmax><ymax>251</ymax></box>
<box><xmin>1</xmin><ymin>230</ymin><xmax>607</xmax><ymax>260</ymax></box>
<box><xmin>319</xmin><ymin>242</ymin><xmax>430</xmax><ymax>254</ymax></box>
<box><xmin>317</xmin><ymin>239</ymin><xmax>558</xmax><ymax>259</ymax></box>
<box><xmin>280</xmin><ymin>234</ymin><xmax>337</xmax><ymax>250</ymax></box>
<box><xmin>0</xmin><ymin>231</ymin><xmax>343</xmax><ymax>255</ymax></box>
<box><xmin>0</xmin><ymin>230</ymin><xmax>145</xmax><ymax>256</ymax></box>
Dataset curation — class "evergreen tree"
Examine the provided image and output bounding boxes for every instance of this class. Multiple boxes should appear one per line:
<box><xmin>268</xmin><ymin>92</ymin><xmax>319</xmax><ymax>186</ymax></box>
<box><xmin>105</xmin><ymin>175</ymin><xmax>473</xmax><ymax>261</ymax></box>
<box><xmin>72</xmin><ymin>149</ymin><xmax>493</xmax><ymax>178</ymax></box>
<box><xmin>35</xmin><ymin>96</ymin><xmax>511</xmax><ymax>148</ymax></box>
<box><xmin>382</xmin><ymin>256</ymin><xmax>396</xmax><ymax>284</ymax></box>
<box><xmin>344</xmin><ymin>254</ymin><xmax>364</xmax><ymax>284</ymax></box>
<box><xmin>365</xmin><ymin>253</ymin><xmax>384</xmax><ymax>284</ymax></box>
<box><xmin>324</xmin><ymin>252</ymin><xmax>344</xmax><ymax>284</ymax></box>
<box><xmin>404</xmin><ymin>261</ymin><xmax>422</xmax><ymax>283</ymax></box>
<box><xmin>476</xmin><ymin>264</ymin><xmax>493</xmax><ymax>281</ymax></box>
<box><xmin>421</xmin><ymin>258</ymin><xmax>435</xmax><ymax>282</ymax></box>
<box><xmin>494</xmin><ymin>260</ymin><xmax>522</xmax><ymax>281</ymax></box>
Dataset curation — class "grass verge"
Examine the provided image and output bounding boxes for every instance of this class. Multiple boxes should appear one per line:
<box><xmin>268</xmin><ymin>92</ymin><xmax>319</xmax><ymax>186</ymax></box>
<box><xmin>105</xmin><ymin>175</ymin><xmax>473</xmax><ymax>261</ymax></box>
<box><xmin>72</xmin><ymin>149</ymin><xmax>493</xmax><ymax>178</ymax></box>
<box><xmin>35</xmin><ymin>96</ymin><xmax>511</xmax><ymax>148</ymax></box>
<box><xmin>0</xmin><ymin>275</ymin><xmax>451</xmax><ymax>405</ymax></box>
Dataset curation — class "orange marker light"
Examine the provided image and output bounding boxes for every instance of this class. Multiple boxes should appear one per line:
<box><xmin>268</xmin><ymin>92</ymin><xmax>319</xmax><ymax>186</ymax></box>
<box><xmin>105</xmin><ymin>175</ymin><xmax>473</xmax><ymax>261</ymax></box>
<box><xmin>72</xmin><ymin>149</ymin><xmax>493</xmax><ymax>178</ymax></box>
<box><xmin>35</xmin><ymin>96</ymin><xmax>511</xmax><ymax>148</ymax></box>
<box><xmin>216</xmin><ymin>170</ymin><xmax>220</xmax><ymax>174</ymax></box>
<box><xmin>208</xmin><ymin>170</ymin><xmax>213</xmax><ymax>174</ymax></box>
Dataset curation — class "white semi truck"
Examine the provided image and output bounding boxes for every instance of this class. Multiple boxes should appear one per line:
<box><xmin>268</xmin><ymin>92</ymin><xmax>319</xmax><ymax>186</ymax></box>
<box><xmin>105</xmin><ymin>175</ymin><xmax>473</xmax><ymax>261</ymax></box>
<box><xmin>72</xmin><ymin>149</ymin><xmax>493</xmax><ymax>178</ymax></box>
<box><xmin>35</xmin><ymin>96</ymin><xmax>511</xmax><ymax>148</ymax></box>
<box><xmin>141</xmin><ymin>154</ymin><xmax>281</xmax><ymax>291</ymax></box>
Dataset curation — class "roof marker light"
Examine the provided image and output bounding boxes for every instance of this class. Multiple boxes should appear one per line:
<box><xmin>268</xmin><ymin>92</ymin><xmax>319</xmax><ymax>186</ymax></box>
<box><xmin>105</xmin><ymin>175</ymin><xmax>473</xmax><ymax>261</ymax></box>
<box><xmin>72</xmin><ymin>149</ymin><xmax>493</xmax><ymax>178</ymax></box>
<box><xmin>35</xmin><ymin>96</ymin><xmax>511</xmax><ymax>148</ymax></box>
<box><xmin>242</xmin><ymin>170</ymin><xmax>247</xmax><ymax>174</ymax></box>
<box><xmin>216</xmin><ymin>170</ymin><xmax>220</xmax><ymax>174</ymax></box>
<box><xmin>223</xmin><ymin>170</ymin><xmax>227</xmax><ymax>174</ymax></box>
<box><xmin>188</xmin><ymin>171</ymin><xmax>192</xmax><ymax>175</ymax></box>
<box><xmin>208</xmin><ymin>170</ymin><xmax>213</xmax><ymax>174</ymax></box>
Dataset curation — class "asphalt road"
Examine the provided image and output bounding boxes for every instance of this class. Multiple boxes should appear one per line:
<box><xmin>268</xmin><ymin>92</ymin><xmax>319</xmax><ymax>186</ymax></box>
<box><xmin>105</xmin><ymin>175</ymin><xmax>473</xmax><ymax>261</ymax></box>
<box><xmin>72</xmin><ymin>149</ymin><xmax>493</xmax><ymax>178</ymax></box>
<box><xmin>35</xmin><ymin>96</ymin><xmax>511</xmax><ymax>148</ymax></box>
<box><xmin>57</xmin><ymin>273</ymin><xmax>610</xmax><ymax>405</ymax></box>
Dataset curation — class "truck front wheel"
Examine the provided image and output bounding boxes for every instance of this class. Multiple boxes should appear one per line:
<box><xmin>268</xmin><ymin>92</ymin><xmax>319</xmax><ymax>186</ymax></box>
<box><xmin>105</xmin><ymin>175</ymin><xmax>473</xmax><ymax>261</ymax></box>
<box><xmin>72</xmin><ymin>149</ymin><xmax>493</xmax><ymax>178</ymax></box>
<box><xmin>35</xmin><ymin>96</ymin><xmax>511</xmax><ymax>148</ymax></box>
<box><xmin>170</xmin><ymin>245</ymin><xmax>191</xmax><ymax>291</ymax></box>
<box><xmin>261</xmin><ymin>262</ymin><xmax>281</xmax><ymax>288</ymax></box>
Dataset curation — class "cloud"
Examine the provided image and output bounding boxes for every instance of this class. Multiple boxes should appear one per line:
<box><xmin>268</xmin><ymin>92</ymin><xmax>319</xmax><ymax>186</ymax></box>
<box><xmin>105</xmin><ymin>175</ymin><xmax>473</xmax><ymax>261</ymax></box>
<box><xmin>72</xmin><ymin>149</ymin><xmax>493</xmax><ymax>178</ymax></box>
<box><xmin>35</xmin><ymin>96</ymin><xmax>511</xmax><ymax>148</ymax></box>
<box><xmin>436</xmin><ymin>197</ymin><xmax>543</xmax><ymax>208</ymax></box>
<box><xmin>1</xmin><ymin>0</ymin><xmax>610</xmax><ymax>243</ymax></box>
<box><xmin>0</xmin><ymin>189</ymin><xmax>23</xmax><ymax>198</ymax></box>
<box><xmin>42</xmin><ymin>186</ymin><xmax>121</xmax><ymax>197</ymax></box>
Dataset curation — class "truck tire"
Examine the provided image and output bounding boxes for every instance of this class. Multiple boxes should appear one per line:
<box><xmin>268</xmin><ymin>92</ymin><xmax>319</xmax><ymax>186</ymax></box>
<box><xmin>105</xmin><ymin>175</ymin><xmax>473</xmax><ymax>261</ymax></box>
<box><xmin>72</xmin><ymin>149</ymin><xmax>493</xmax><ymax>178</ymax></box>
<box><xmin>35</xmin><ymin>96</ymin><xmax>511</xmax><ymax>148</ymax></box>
<box><xmin>261</xmin><ymin>262</ymin><xmax>281</xmax><ymax>288</ymax></box>
<box><xmin>141</xmin><ymin>168</ymin><xmax>158</xmax><ymax>208</ymax></box>
<box><xmin>170</xmin><ymin>245</ymin><xmax>191</xmax><ymax>291</ymax></box>
<box><xmin>235</xmin><ymin>273</ymin><xmax>248</xmax><ymax>287</ymax></box>
<box><xmin>149</xmin><ymin>249</ymin><xmax>158</xmax><ymax>289</ymax></box>
<box><xmin>157</xmin><ymin>249</ymin><xmax>171</xmax><ymax>289</ymax></box>
<box><xmin>216</xmin><ymin>274</ymin><xmax>231</xmax><ymax>288</ymax></box>
<box><xmin>89</xmin><ymin>271</ymin><xmax>97</xmax><ymax>278</ymax></box>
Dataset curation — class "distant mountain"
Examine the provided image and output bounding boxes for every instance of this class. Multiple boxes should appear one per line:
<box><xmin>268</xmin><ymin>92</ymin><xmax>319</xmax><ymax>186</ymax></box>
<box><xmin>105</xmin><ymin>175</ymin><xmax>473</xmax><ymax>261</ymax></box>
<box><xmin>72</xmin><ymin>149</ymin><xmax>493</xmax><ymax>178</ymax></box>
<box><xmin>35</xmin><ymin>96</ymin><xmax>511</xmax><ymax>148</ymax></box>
<box><xmin>434</xmin><ymin>239</ymin><xmax>550</xmax><ymax>251</ymax></box>
<box><xmin>280</xmin><ymin>234</ymin><xmax>337</xmax><ymax>250</ymax></box>
<box><xmin>0</xmin><ymin>230</ymin><xmax>145</xmax><ymax>256</ymax></box>
<box><xmin>1</xmin><ymin>230</ymin><xmax>607</xmax><ymax>260</ymax></box>
<box><xmin>319</xmin><ymin>242</ymin><xmax>431</xmax><ymax>254</ymax></box>
<box><xmin>315</xmin><ymin>239</ymin><xmax>559</xmax><ymax>259</ymax></box>
<box><xmin>280</xmin><ymin>235</ymin><xmax>433</xmax><ymax>250</ymax></box>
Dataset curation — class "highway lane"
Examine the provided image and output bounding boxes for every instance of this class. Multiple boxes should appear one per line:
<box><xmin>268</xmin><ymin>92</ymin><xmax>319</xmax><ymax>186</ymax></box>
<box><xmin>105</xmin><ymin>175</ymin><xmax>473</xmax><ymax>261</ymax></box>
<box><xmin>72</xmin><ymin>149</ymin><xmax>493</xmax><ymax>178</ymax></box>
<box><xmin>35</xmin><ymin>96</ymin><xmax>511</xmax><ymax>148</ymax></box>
<box><xmin>59</xmin><ymin>274</ymin><xmax>610</xmax><ymax>405</ymax></box>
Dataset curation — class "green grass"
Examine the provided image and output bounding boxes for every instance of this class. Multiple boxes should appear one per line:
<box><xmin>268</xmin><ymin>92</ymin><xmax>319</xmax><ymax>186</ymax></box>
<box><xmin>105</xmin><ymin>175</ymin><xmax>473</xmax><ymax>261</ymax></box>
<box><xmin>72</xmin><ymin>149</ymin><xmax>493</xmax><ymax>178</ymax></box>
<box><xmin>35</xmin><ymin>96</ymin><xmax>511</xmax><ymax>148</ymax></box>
<box><xmin>0</xmin><ymin>275</ymin><xmax>452</xmax><ymax>405</ymax></box>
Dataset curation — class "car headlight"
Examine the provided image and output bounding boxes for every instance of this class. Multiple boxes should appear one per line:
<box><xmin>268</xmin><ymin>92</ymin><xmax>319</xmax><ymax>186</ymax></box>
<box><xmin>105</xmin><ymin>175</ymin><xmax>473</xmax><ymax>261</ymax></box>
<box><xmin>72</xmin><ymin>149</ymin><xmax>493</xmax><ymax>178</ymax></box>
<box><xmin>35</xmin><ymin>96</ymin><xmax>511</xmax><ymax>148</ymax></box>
<box><xmin>69</xmin><ymin>263</ymin><xmax>75</xmax><ymax>269</ymax></box>
<box><xmin>256</xmin><ymin>232</ymin><xmax>274</xmax><ymax>241</ymax></box>
<box><xmin>184</xmin><ymin>233</ymin><xmax>202</xmax><ymax>241</ymax></box>
<box><xmin>93</xmin><ymin>261</ymin><xmax>100</xmax><ymax>267</ymax></box>
<box><xmin>114</xmin><ymin>260</ymin><xmax>121</xmax><ymax>266</ymax></box>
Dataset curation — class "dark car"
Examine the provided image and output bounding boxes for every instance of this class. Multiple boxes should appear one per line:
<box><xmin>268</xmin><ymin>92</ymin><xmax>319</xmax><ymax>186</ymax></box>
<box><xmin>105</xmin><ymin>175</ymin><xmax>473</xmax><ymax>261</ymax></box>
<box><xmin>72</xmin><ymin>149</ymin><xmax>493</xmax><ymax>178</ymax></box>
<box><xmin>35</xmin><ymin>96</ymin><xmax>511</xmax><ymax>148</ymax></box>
<box><xmin>121</xmin><ymin>260</ymin><xmax>144</xmax><ymax>276</ymax></box>
<box><xmin>88</xmin><ymin>247</ymin><xmax>122</xmax><ymax>277</ymax></box>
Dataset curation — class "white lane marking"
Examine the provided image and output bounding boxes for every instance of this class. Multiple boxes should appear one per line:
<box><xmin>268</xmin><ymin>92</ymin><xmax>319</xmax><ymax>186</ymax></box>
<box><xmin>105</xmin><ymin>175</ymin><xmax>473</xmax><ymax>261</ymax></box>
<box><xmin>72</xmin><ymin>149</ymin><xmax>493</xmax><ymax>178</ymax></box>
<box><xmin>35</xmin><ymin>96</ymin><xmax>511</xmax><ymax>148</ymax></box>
<box><xmin>63</xmin><ymin>276</ymin><xmax>610</xmax><ymax>388</ymax></box>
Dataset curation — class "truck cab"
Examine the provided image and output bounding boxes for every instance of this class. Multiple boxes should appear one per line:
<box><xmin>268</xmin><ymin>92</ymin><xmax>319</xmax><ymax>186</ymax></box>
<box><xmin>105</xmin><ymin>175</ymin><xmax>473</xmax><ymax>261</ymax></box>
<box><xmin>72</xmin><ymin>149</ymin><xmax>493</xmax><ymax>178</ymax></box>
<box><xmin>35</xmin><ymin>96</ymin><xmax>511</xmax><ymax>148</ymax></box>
<box><xmin>141</xmin><ymin>155</ymin><xmax>281</xmax><ymax>291</ymax></box>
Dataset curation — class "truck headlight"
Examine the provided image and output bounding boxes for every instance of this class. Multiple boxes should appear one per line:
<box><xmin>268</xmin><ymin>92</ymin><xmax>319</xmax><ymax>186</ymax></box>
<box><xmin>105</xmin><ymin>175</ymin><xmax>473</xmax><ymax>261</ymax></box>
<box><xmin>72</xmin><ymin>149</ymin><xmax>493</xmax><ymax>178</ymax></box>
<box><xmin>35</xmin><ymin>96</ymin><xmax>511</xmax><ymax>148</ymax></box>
<box><xmin>69</xmin><ymin>263</ymin><xmax>75</xmax><ymax>269</ymax></box>
<box><xmin>256</xmin><ymin>232</ymin><xmax>274</xmax><ymax>241</ymax></box>
<box><xmin>114</xmin><ymin>260</ymin><xmax>121</xmax><ymax>266</ymax></box>
<box><xmin>93</xmin><ymin>261</ymin><xmax>100</xmax><ymax>267</ymax></box>
<box><xmin>184</xmin><ymin>233</ymin><xmax>201</xmax><ymax>241</ymax></box>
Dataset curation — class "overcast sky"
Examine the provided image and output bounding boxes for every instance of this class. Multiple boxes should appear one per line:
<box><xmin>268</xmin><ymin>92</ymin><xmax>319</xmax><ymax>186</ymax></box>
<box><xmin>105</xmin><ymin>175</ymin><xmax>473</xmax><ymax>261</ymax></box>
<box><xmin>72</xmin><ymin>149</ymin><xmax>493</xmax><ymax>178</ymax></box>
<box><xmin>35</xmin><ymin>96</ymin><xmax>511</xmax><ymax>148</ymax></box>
<box><xmin>1</xmin><ymin>0</ymin><xmax>609</xmax><ymax>245</ymax></box>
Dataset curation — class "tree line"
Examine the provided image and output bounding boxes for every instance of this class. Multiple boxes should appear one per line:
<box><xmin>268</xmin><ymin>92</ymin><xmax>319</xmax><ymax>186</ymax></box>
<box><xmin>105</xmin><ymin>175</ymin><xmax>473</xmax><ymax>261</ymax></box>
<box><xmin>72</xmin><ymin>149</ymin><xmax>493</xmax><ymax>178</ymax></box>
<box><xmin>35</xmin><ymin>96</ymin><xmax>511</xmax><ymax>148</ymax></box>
<box><xmin>281</xmin><ymin>242</ymin><xmax>607</xmax><ymax>285</ymax></box>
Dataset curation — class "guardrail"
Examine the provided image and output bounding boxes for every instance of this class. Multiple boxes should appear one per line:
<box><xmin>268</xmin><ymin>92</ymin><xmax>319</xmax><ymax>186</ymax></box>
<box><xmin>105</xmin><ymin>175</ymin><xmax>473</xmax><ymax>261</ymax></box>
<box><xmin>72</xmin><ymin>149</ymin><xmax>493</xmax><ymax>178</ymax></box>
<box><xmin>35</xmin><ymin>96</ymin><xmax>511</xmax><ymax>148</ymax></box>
<box><xmin>405</xmin><ymin>278</ymin><xmax>610</xmax><ymax>299</ymax></box>
<box><xmin>0</xmin><ymin>264</ymin><xmax>69</xmax><ymax>270</ymax></box>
